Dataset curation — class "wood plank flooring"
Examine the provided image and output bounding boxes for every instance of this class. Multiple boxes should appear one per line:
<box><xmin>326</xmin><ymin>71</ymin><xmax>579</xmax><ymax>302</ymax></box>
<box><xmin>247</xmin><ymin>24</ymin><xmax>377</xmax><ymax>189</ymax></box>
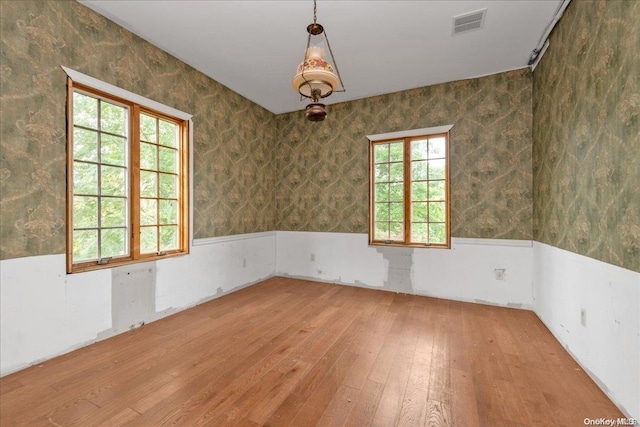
<box><xmin>0</xmin><ymin>277</ymin><xmax>624</xmax><ymax>426</ymax></box>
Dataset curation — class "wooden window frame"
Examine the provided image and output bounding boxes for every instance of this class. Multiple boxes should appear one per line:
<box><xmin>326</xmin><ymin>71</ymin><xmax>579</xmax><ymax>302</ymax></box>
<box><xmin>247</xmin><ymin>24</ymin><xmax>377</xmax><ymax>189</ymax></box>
<box><xmin>368</xmin><ymin>131</ymin><xmax>451</xmax><ymax>249</ymax></box>
<box><xmin>66</xmin><ymin>79</ymin><xmax>190</xmax><ymax>273</ymax></box>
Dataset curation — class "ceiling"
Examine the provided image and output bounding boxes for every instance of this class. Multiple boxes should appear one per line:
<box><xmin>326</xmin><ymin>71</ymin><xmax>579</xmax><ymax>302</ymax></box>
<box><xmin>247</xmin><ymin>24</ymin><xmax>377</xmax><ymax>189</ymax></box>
<box><xmin>78</xmin><ymin>0</ymin><xmax>562</xmax><ymax>115</ymax></box>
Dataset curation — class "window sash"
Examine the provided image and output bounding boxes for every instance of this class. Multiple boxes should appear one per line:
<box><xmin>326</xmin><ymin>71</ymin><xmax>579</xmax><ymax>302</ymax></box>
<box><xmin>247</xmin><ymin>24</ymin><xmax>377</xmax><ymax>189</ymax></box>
<box><xmin>67</xmin><ymin>80</ymin><xmax>189</xmax><ymax>273</ymax></box>
<box><xmin>369</xmin><ymin>133</ymin><xmax>451</xmax><ymax>248</ymax></box>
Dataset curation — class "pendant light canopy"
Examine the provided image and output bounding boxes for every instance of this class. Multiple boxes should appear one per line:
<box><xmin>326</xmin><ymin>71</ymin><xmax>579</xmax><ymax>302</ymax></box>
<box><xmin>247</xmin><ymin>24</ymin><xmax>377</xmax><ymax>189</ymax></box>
<box><xmin>292</xmin><ymin>0</ymin><xmax>345</xmax><ymax>121</ymax></box>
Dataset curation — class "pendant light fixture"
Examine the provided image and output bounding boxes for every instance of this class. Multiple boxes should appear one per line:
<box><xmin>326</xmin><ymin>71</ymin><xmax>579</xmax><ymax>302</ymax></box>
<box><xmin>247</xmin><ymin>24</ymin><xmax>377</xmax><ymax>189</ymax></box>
<box><xmin>292</xmin><ymin>0</ymin><xmax>345</xmax><ymax>121</ymax></box>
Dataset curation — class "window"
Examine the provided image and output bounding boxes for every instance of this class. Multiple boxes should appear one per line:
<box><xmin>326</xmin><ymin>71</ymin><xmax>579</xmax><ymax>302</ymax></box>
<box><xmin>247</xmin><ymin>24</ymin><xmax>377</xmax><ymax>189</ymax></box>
<box><xmin>66</xmin><ymin>78</ymin><xmax>189</xmax><ymax>273</ymax></box>
<box><xmin>368</xmin><ymin>128</ymin><xmax>451</xmax><ymax>248</ymax></box>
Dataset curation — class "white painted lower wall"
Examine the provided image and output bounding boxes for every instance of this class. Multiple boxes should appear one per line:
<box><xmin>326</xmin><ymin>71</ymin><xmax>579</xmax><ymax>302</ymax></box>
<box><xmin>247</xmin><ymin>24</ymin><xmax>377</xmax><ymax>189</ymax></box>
<box><xmin>2</xmin><ymin>229</ymin><xmax>637</xmax><ymax>420</ymax></box>
<box><xmin>0</xmin><ymin>231</ymin><xmax>276</xmax><ymax>376</ymax></box>
<box><xmin>275</xmin><ymin>231</ymin><xmax>534</xmax><ymax>309</ymax></box>
<box><xmin>533</xmin><ymin>242</ymin><xmax>640</xmax><ymax>419</ymax></box>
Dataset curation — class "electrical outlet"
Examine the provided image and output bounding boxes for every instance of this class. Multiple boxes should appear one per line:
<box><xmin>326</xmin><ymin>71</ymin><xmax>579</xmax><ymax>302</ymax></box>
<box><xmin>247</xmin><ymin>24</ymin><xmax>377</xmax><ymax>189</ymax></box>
<box><xmin>494</xmin><ymin>268</ymin><xmax>506</xmax><ymax>280</ymax></box>
<box><xmin>580</xmin><ymin>308</ymin><xmax>587</xmax><ymax>327</ymax></box>
<box><xmin>310</xmin><ymin>253</ymin><xmax>315</xmax><ymax>262</ymax></box>
<box><xmin>242</xmin><ymin>258</ymin><xmax>246</xmax><ymax>268</ymax></box>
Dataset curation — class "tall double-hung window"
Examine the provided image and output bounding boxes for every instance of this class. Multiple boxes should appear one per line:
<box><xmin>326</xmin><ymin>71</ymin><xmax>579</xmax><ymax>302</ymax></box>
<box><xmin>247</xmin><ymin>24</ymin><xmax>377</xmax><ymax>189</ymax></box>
<box><xmin>368</xmin><ymin>126</ymin><xmax>452</xmax><ymax>248</ymax></box>
<box><xmin>66</xmin><ymin>70</ymin><xmax>190</xmax><ymax>273</ymax></box>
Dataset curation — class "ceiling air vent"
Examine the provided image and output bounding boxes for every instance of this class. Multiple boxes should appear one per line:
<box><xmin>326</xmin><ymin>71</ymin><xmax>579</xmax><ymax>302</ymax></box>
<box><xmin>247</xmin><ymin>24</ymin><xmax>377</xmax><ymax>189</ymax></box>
<box><xmin>452</xmin><ymin>9</ymin><xmax>487</xmax><ymax>35</ymax></box>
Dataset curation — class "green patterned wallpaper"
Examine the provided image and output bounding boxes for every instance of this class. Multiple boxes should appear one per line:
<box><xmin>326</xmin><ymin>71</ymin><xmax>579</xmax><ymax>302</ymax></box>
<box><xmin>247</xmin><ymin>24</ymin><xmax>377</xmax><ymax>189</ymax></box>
<box><xmin>0</xmin><ymin>0</ymin><xmax>276</xmax><ymax>260</ymax></box>
<box><xmin>276</xmin><ymin>70</ymin><xmax>534</xmax><ymax>239</ymax></box>
<box><xmin>533</xmin><ymin>0</ymin><xmax>639</xmax><ymax>272</ymax></box>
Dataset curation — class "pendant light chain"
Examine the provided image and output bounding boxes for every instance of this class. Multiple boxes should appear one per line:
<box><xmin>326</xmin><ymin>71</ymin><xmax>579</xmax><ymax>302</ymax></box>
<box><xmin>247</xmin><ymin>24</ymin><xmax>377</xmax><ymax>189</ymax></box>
<box><xmin>313</xmin><ymin>0</ymin><xmax>317</xmax><ymax>24</ymax></box>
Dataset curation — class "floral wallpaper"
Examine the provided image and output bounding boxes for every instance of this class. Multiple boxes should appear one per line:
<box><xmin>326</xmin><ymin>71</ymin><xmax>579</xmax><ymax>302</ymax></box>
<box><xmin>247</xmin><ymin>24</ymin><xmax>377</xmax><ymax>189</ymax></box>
<box><xmin>533</xmin><ymin>0</ymin><xmax>639</xmax><ymax>272</ymax></box>
<box><xmin>0</xmin><ymin>0</ymin><xmax>276</xmax><ymax>260</ymax></box>
<box><xmin>276</xmin><ymin>70</ymin><xmax>534</xmax><ymax>239</ymax></box>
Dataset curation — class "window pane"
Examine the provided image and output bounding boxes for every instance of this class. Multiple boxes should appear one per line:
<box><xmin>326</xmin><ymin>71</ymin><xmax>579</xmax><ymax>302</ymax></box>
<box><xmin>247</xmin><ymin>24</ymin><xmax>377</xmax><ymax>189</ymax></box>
<box><xmin>389</xmin><ymin>202</ymin><xmax>404</xmax><ymax>221</ymax></box>
<box><xmin>140</xmin><ymin>114</ymin><xmax>157</xmax><ymax>143</ymax></box>
<box><xmin>100</xmin><ymin>101</ymin><xmax>127</xmax><ymax>136</ymax></box>
<box><xmin>375</xmin><ymin>203</ymin><xmax>389</xmax><ymax>221</ymax></box>
<box><xmin>429</xmin><ymin>223</ymin><xmax>446</xmax><ymax>244</ymax></box>
<box><xmin>375</xmin><ymin>164</ymin><xmax>389</xmax><ymax>182</ymax></box>
<box><xmin>411</xmin><ymin>160</ymin><xmax>428</xmax><ymax>180</ymax></box>
<box><xmin>141</xmin><ymin>142</ymin><xmax>157</xmax><ymax>170</ymax></box>
<box><xmin>140</xmin><ymin>226</ymin><xmax>158</xmax><ymax>253</ymax></box>
<box><xmin>101</xmin><ymin>228</ymin><xmax>127</xmax><ymax>258</ymax></box>
<box><xmin>429</xmin><ymin>202</ymin><xmax>446</xmax><ymax>222</ymax></box>
<box><xmin>74</xmin><ymin>162</ymin><xmax>98</xmax><ymax>195</ymax></box>
<box><xmin>159</xmin><ymin>146</ymin><xmax>177</xmax><ymax>173</ymax></box>
<box><xmin>375</xmin><ymin>183</ymin><xmax>389</xmax><ymax>203</ymax></box>
<box><xmin>412</xmin><ymin>182</ymin><xmax>428</xmax><ymax>202</ymax></box>
<box><xmin>101</xmin><ymin>134</ymin><xmax>126</xmax><ymax>166</ymax></box>
<box><xmin>412</xmin><ymin>202</ymin><xmax>427</xmax><ymax>222</ymax></box>
<box><xmin>73</xmin><ymin>92</ymin><xmax>98</xmax><ymax>129</ymax></box>
<box><xmin>73</xmin><ymin>128</ymin><xmax>98</xmax><ymax>162</ymax></box>
<box><xmin>374</xmin><ymin>144</ymin><xmax>389</xmax><ymax>163</ymax></box>
<box><xmin>140</xmin><ymin>171</ymin><xmax>157</xmax><ymax>197</ymax></box>
<box><xmin>389</xmin><ymin>162</ymin><xmax>403</xmax><ymax>182</ymax></box>
<box><xmin>411</xmin><ymin>140</ymin><xmax>428</xmax><ymax>160</ymax></box>
<box><xmin>101</xmin><ymin>165</ymin><xmax>126</xmax><ymax>196</ymax></box>
<box><xmin>140</xmin><ymin>199</ymin><xmax>158</xmax><ymax>225</ymax></box>
<box><xmin>159</xmin><ymin>120</ymin><xmax>177</xmax><ymax>147</ymax></box>
<box><xmin>159</xmin><ymin>200</ymin><xmax>178</xmax><ymax>224</ymax></box>
<box><xmin>428</xmin><ymin>180</ymin><xmax>446</xmax><ymax>201</ymax></box>
<box><xmin>73</xmin><ymin>229</ymin><xmax>98</xmax><ymax>262</ymax></box>
<box><xmin>374</xmin><ymin>222</ymin><xmax>389</xmax><ymax>241</ymax></box>
<box><xmin>390</xmin><ymin>222</ymin><xmax>404</xmax><ymax>240</ymax></box>
<box><xmin>428</xmin><ymin>159</ymin><xmax>446</xmax><ymax>180</ymax></box>
<box><xmin>389</xmin><ymin>183</ymin><xmax>403</xmax><ymax>202</ymax></box>
<box><xmin>101</xmin><ymin>197</ymin><xmax>126</xmax><ymax>227</ymax></box>
<box><xmin>160</xmin><ymin>225</ymin><xmax>178</xmax><ymax>251</ymax></box>
<box><xmin>159</xmin><ymin>173</ymin><xmax>177</xmax><ymax>198</ymax></box>
<box><xmin>389</xmin><ymin>142</ymin><xmax>403</xmax><ymax>162</ymax></box>
<box><xmin>411</xmin><ymin>223</ymin><xmax>428</xmax><ymax>243</ymax></box>
<box><xmin>429</xmin><ymin>137</ymin><xmax>446</xmax><ymax>159</ymax></box>
<box><xmin>73</xmin><ymin>196</ymin><xmax>98</xmax><ymax>228</ymax></box>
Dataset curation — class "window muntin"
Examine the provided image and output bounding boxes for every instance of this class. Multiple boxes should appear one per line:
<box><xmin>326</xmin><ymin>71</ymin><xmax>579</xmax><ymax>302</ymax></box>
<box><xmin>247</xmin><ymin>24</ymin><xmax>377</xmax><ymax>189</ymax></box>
<box><xmin>67</xmin><ymin>81</ymin><xmax>189</xmax><ymax>272</ymax></box>
<box><xmin>369</xmin><ymin>132</ymin><xmax>450</xmax><ymax>248</ymax></box>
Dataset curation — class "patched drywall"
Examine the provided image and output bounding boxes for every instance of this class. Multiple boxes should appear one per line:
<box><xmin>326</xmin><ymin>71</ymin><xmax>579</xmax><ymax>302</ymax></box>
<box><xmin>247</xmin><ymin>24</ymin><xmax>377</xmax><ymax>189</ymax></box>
<box><xmin>376</xmin><ymin>246</ymin><xmax>414</xmax><ymax>294</ymax></box>
<box><xmin>110</xmin><ymin>264</ymin><xmax>157</xmax><ymax>334</ymax></box>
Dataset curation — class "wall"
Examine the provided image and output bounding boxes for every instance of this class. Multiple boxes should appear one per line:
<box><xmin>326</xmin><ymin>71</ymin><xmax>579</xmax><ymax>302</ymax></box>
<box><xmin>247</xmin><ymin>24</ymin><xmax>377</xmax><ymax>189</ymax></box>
<box><xmin>0</xmin><ymin>232</ymin><xmax>276</xmax><ymax>375</ymax></box>
<box><xmin>531</xmin><ymin>0</ymin><xmax>640</xmax><ymax>419</ymax></box>
<box><xmin>276</xmin><ymin>231</ymin><xmax>533</xmax><ymax>309</ymax></box>
<box><xmin>532</xmin><ymin>0</ymin><xmax>639</xmax><ymax>273</ymax></box>
<box><xmin>276</xmin><ymin>70</ymin><xmax>533</xmax><ymax>240</ymax></box>
<box><xmin>0</xmin><ymin>0</ymin><xmax>276</xmax><ymax>262</ymax></box>
<box><xmin>533</xmin><ymin>242</ymin><xmax>639</xmax><ymax>418</ymax></box>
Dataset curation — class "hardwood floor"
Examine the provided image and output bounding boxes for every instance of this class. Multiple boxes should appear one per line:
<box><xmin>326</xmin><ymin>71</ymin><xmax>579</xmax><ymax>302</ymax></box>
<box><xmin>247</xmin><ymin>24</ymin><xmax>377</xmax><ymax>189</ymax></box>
<box><xmin>0</xmin><ymin>277</ymin><xmax>624</xmax><ymax>426</ymax></box>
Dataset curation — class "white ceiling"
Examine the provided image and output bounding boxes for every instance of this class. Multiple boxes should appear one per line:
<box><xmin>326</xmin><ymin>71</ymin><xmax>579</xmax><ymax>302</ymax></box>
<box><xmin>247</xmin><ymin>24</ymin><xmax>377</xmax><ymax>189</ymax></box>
<box><xmin>78</xmin><ymin>0</ymin><xmax>562</xmax><ymax>115</ymax></box>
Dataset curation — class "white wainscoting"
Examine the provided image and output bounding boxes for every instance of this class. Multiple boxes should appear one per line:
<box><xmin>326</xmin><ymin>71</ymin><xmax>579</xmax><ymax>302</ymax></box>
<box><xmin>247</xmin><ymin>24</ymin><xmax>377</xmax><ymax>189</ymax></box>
<box><xmin>275</xmin><ymin>231</ymin><xmax>534</xmax><ymax>309</ymax></box>
<box><xmin>533</xmin><ymin>242</ymin><xmax>640</xmax><ymax>419</ymax></box>
<box><xmin>0</xmin><ymin>231</ymin><xmax>276</xmax><ymax>376</ymax></box>
<box><xmin>3</xmin><ymin>230</ymin><xmax>637</xmax><ymax>421</ymax></box>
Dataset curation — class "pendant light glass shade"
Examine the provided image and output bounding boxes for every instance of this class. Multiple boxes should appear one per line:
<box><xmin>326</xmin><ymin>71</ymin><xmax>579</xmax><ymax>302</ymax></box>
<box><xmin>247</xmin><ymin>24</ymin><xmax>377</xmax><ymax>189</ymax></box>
<box><xmin>292</xmin><ymin>0</ymin><xmax>345</xmax><ymax>121</ymax></box>
<box><xmin>292</xmin><ymin>46</ymin><xmax>339</xmax><ymax>100</ymax></box>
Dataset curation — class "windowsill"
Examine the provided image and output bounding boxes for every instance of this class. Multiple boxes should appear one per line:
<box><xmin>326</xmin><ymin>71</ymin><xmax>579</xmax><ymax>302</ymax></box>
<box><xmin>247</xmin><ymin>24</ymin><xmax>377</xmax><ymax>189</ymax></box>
<box><xmin>69</xmin><ymin>250</ymin><xmax>189</xmax><ymax>274</ymax></box>
<box><xmin>368</xmin><ymin>241</ymin><xmax>451</xmax><ymax>249</ymax></box>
